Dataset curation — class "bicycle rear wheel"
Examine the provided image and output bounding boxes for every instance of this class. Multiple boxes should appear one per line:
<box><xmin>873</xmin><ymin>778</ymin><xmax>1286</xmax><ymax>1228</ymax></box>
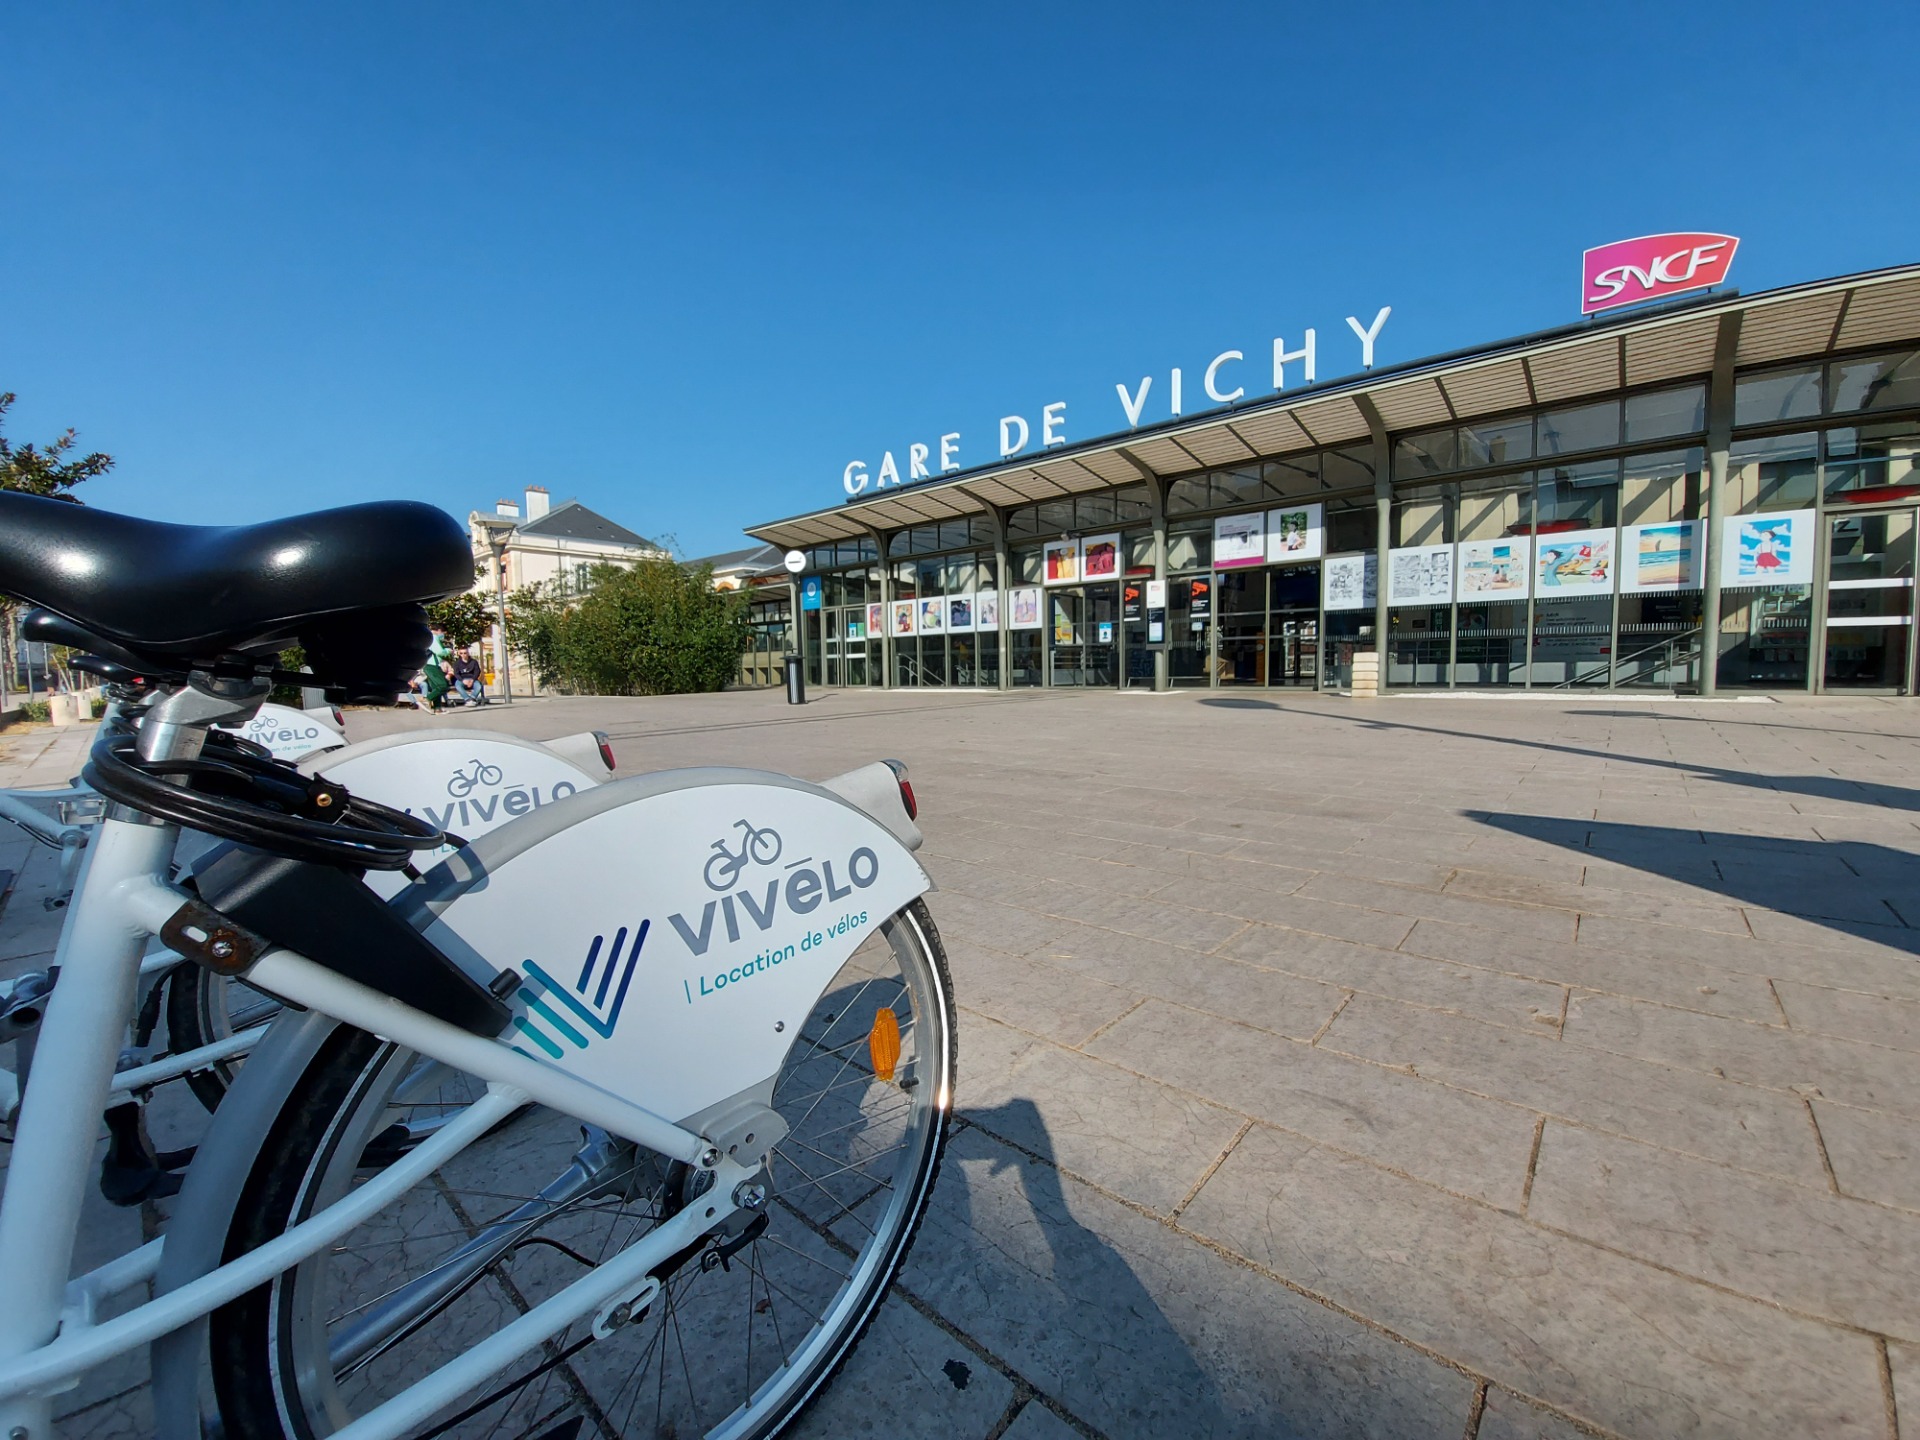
<box><xmin>208</xmin><ymin>898</ymin><xmax>954</xmax><ymax>1440</ymax></box>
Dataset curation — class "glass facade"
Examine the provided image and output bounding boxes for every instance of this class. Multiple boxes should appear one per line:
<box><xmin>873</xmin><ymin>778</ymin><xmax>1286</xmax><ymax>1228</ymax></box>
<box><xmin>782</xmin><ymin>346</ymin><xmax>1920</xmax><ymax>696</ymax></box>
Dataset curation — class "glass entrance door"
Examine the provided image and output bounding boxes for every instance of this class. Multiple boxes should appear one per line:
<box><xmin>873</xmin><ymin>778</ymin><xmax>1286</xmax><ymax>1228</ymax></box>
<box><xmin>1824</xmin><ymin>509</ymin><xmax>1916</xmax><ymax>691</ymax></box>
<box><xmin>1268</xmin><ymin>565</ymin><xmax>1319</xmax><ymax>686</ymax></box>
<box><xmin>1048</xmin><ymin>586</ymin><xmax>1119</xmax><ymax>687</ymax></box>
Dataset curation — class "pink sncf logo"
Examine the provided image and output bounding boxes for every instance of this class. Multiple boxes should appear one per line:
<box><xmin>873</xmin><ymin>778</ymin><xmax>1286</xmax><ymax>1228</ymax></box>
<box><xmin>1581</xmin><ymin>233</ymin><xmax>1739</xmax><ymax>315</ymax></box>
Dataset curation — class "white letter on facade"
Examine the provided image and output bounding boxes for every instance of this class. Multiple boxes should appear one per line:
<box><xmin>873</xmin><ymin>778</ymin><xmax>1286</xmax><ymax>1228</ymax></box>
<box><xmin>999</xmin><ymin>415</ymin><xmax>1030</xmax><ymax>457</ymax></box>
<box><xmin>1042</xmin><ymin>401</ymin><xmax>1067</xmax><ymax>446</ymax></box>
<box><xmin>1346</xmin><ymin>307</ymin><xmax>1391</xmax><ymax>370</ymax></box>
<box><xmin>878</xmin><ymin>451</ymin><xmax>901</xmax><ymax>487</ymax></box>
<box><xmin>1116</xmin><ymin>376</ymin><xmax>1153</xmax><ymax>427</ymax></box>
<box><xmin>1273</xmin><ymin>331</ymin><xmax>1316</xmax><ymax>389</ymax></box>
<box><xmin>1170</xmin><ymin>367</ymin><xmax>1183</xmax><ymax>416</ymax></box>
<box><xmin>940</xmin><ymin>432</ymin><xmax>961</xmax><ymax>472</ymax></box>
<box><xmin>909</xmin><ymin>442</ymin><xmax>930</xmax><ymax>480</ymax></box>
<box><xmin>843</xmin><ymin>461</ymin><xmax>869</xmax><ymax>496</ymax></box>
<box><xmin>1204</xmin><ymin>350</ymin><xmax>1244</xmax><ymax>404</ymax></box>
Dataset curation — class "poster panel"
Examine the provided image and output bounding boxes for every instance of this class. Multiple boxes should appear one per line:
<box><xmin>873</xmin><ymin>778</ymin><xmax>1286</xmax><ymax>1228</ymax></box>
<box><xmin>1720</xmin><ymin>509</ymin><xmax>1816</xmax><ymax>587</ymax></box>
<box><xmin>1122</xmin><ymin>580</ymin><xmax>1143</xmax><ymax>621</ymax></box>
<box><xmin>866</xmin><ymin>602</ymin><xmax>884</xmax><ymax>636</ymax></box>
<box><xmin>946</xmin><ymin>593</ymin><xmax>975</xmax><ymax>632</ymax></box>
<box><xmin>1009</xmin><ymin>586</ymin><xmax>1043</xmax><ymax>630</ymax></box>
<box><xmin>1267</xmin><ymin>502</ymin><xmax>1325</xmax><ymax>564</ymax></box>
<box><xmin>1081</xmin><ymin>533</ymin><xmax>1121</xmax><ymax>582</ymax></box>
<box><xmin>1213</xmin><ymin>512</ymin><xmax>1266</xmax><ymax>569</ymax></box>
<box><xmin>846</xmin><ymin>612</ymin><xmax>866</xmax><ymax>640</ymax></box>
<box><xmin>1043</xmin><ymin>539</ymin><xmax>1081</xmax><ymax>586</ymax></box>
<box><xmin>1389</xmin><ymin>544</ymin><xmax>1455</xmax><ymax>605</ymax></box>
<box><xmin>889</xmin><ymin>598</ymin><xmax>916</xmax><ymax>636</ymax></box>
<box><xmin>1457</xmin><ymin>537</ymin><xmax>1532</xmax><ymax>600</ymax></box>
<box><xmin>1187</xmin><ymin>576</ymin><xmax>1213</xmax><ymax>623</ymax></box>
<box><xmin>917</xmin><ymin>597</ymin><xmax>945</xmax><ymax>633</ymax></box>
<box><xmin>800</xmin><ymin>576</ymin><xmax>823</xmax><ymax>611</ymax></box>
<box><xmin>976</xmin><ymin>589</ymin><xmax>1000</xmax><ymax>630</ymax></box>
<box><xmin>1534</xmin><ymin>528</ymin><xmax>1616</xmax><ymax>594</ymax></box>
<box><xmin>1145</xmin><ymin>579</ymin><xmax>1167</xmax><ymax>644</ymax></box>
<box><xmin>1323</xmin><ymin>553</ymin><xmax>1377</xmax><ymax>611</ymax></box>
<box><xmin>1052</xmin><ymin>597</ymin><xmax>1075</xmax><ymax>645</ymax></box>
<box><xmin>1621</xmin><ymin>520</ymin><xmax>1704</xmax><ymax>593</ymax></box>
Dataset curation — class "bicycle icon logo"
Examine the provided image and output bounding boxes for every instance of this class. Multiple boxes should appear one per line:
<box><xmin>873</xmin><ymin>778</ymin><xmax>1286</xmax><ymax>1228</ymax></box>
<box><xmin>447</xmin><ymin>759</ymin><xmax>505</xmax><ymax>798</ymax></box>
<box><xmin>704</xmin><ymin>818</ymin><xmax>783</xmax><ymax>892</ymax></box>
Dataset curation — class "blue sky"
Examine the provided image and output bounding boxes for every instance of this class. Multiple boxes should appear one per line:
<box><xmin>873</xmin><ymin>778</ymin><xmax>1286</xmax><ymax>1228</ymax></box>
<box><xmin>5</xmin><ymin>3</ymin><xmax>1916</xmax><ymax>557</ymax></box>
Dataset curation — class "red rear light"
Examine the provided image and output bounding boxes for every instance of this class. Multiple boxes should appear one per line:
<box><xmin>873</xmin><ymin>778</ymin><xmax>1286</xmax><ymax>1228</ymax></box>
<box><xmin>595</xmin><ymin>730</ymin><xmax>617</xmax><ymax>774</ymax></box>
<box><xmin>882</xmin><ymin>758</ymin><xmax>916</xmax><ymax>820</ymax></box>
<box><xmin>331</xmin><ymin>707</ymin><xmax>344</xmax><ymax>728</ymax></box>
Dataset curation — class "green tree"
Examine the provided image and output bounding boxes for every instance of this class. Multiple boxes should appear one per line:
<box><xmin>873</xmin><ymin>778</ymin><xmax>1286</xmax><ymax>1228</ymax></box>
<box><xmin>508</xmin><ymin>561</ymin><xmax>746</xmax><ymax>695</ymax></box>
<box><xmin>0</xmin><ymin>392</ymin><xmax>114</xmax><ymax>501</ymax></box>
<box><xmin>426</xmin><ymin>591</ymin><xmax>490</xmax><ymax>647</ymax></box>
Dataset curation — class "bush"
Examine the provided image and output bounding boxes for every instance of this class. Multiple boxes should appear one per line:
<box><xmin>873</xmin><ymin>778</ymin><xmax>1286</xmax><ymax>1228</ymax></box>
<box><xmin>512</xmin><ymin>561</ymin><xmax>746</xmax><ymax>696</ymax></box>
<box><xmin>21</xmin><ymin>699</ymin><xmax>49</xmax><ymax>722</ymax></box>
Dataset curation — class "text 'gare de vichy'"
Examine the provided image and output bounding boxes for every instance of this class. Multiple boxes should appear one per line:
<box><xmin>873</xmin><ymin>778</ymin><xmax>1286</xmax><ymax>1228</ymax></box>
<box><xmin>841</xmin><ymin>305</ymin><xmax>1393</xmax><ymax>497</ymax></box>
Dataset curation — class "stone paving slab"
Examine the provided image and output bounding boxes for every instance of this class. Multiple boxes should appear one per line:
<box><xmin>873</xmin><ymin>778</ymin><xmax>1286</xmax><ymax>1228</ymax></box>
<box><xmin>9</xmin><ymin>689</ymin><xmax>1920</xmax><ymax>1438</ymax></box>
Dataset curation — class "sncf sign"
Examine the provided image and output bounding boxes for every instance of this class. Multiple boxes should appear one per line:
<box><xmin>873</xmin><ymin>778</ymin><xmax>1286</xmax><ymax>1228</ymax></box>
<box><xmin>1581</xmin><ymin>233</ymin><xmax>1739</xmax><ymax>315</ymax></box>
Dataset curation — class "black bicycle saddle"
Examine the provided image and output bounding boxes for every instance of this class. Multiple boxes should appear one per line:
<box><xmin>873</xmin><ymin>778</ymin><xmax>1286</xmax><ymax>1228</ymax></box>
<box><xmin>0</xmin><ymin>491</ymin><xmax>474</xmax><ymax>697</ymax></box>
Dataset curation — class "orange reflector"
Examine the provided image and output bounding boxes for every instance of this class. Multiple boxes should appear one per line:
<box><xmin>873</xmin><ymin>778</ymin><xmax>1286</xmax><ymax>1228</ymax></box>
<box><xmin>868</xmin><ymin>1007</ymin><xmax>901</xmax><ymax>1082</ymax></box>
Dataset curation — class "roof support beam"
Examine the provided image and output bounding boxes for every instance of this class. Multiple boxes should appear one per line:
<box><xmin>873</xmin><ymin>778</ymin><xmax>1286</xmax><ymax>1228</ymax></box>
<box><xmin>1698</xmin><ymin>310</ymin><xmax>1744</xmax><ymax>698</ymax></box>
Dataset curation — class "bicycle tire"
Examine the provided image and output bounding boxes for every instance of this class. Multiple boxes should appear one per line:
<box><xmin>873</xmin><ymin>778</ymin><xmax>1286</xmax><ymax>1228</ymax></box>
<box><xmin>208</xmin><ymin>897</ymin><xmax>955</xmax><ymax>1440</ymax></box>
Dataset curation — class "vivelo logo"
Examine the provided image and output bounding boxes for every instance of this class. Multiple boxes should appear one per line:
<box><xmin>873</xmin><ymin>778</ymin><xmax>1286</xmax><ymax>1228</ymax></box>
<box><xmin>417</xmin><ymin>757</ymin><xmax>579</xmax><ymax>832</ymax></box>
<box><xmin>703</xmin><ymin>818</ymin><xmax>783</xmax><ymax>892</ymax></box>
<box><xmin>513</xmin><ymin>923</ymin><xmax>650</xmax><ymax>1059</ymax></box>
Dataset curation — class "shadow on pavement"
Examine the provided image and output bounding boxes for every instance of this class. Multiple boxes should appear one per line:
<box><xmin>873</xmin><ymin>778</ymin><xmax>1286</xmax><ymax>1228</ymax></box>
<box><xmin>926</xmin><ymin>1097</ymin><xmax>1231</xmax><ymax>1436</ymax></box>
<box><xmin>1262</xmin><ymin>702</ymin><xmax>1920</xmax><ymax>815</ymax></box>
<box><xmin>1200</xmin><ymin>697</ymin><xmax>1283</xmax><ymax>710</ymax></box>
<box><xmin>1478</xmin><ymin>813</ymin><xmax>1920</xmax><ymax>953</ymax></box>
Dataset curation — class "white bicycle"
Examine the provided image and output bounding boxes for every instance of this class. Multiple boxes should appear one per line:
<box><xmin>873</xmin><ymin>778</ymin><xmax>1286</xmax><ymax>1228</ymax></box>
<box><xmin>0</xmin><ymin>491</ymin><xmax>954</xmax><ymax>1440</ymax></box>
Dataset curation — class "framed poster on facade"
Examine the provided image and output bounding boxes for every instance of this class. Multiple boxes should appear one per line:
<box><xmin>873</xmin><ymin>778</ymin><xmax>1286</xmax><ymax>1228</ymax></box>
<box><xmin>1456</xmin><ymin>537</ymin><xmax>1531</xmax><ymax>600</ymax></box>
<box><xmin>1009</xmin><ymin>586</ymin><xmax>1043</xmax><ymax>629</ymax></box>
<box><xmin>917</xmin><ymin>597</ymin><xmax>945</xmax><ymax>633</ymax></box>
<box><xmin>1720</xmin><ymin>509</ymin><xmax>1815</xmax><ymax>587</ymax></box>
<box><xmin>1323</xmin><ymin>553</ymin><xmax>1377</xmax><ymax>611</ymax></box>
<box><xmin>890</xmin><ymin>599</ymin><xmax>916</xmax><ymax>636</ymax></box>
<box><xmin>1621</xmin><ymin>520</ymin><xmax>1704</xmax><ymax>593</ymax></box>
<box><xmin>976</xmin><ymin>589</ymin><xmax>1000</xmax><ymax>630</ymax></box>
<box><xmin>947</xmin><ymin>594</ymin><xmax>975</xmax><ymax>632</ymax></box>
<box><xmin>1213</xmin><ymin>512</ymin><xmax>1265</xmax><ymax>569</ymax></box>
<box><xmin>1043</xmin><ymin>539</ymin><xmax>1081</xmax><ymax>585</ymax></box>
<box><xmin>1081</xmin><ymin>533</ymin><xmax>1121</xmax><ymax>582</ymax></box>
<box><xmin>1389</xmin><ymin>544</ymin><xmax>1455</xmax><ymax>604</ymax></box>
<box><xmin>1534</xmin><ymin>528</ymin><xmax>1615</xmax><ymax>594</ymax></box>
<box><xmin>1267</xmin><ymin>502</ymin><xmax>1324</xmax><ymax>564</ymax></box>
<box><xmin>800</xmin><ymin>576</ymin><xmax>823</xmax><ymax>611</ymax></box>
<box><xmin>866</xmin><ymin>602</ymin><xmax>884</xmax><ymax>636</ymax></box>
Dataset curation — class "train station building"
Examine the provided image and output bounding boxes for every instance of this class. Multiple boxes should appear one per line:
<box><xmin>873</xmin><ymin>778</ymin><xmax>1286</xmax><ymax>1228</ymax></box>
<box><xmin>742</xmin><ymin>259</ymin><xmax>1920</xmax><ymax>696</ymax></box>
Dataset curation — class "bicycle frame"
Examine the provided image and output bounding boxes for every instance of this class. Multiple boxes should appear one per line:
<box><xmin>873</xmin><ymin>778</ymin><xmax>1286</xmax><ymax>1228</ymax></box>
<box><xmin>0</xmin><ymin>812</ymin><xmax>754</xmax><ymax>1440</ymax></box>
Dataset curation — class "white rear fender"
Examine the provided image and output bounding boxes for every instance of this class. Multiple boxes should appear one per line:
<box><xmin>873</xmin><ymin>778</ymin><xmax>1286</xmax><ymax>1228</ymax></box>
<box><xmin>401</xmin><ymin>768</ymin><xmax>932</xmax><ymax>1127</ymax></box>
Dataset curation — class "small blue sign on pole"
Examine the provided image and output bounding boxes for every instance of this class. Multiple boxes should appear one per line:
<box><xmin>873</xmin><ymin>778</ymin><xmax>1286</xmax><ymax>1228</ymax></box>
<box><xmin>800</xmin><ymin>576</ymin><xmax>823</xmax><ymax>612</ymax></box>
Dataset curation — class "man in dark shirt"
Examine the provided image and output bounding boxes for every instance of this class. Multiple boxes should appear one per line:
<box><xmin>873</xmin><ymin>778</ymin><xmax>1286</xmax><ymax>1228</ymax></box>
<box><xmin>449</xmin><ymin>644</ymin><xmax>487</xmax><ymax>706</ymax></box>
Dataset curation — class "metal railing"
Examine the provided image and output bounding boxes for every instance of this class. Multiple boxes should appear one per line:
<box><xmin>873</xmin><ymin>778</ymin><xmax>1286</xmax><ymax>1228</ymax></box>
<box><xmin>1552</xmin><ymin>626</ymin><xmax>1703</xmax><ymax>690</ymax></box>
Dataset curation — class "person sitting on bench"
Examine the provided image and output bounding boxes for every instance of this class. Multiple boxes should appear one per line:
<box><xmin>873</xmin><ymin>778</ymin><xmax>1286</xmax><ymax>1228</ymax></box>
<box><xmin>449</xmin><ymin>644</ymin><xmax>488</xmax><ymax>706</ymax></box>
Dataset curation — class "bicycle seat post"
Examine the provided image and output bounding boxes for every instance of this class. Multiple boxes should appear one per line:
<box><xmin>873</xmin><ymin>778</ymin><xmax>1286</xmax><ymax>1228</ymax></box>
<box><xmin>136</xmin><ymin>675</ymin><xmax>272</xmax><ymax>766</ymax></box>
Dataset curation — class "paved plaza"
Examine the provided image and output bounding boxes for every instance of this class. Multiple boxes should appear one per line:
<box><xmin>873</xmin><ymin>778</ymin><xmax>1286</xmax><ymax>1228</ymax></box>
<box><xmin>4</xmin><ymin>687</ymin><xmax>1919</xmax><ymax>1439</ymax></box>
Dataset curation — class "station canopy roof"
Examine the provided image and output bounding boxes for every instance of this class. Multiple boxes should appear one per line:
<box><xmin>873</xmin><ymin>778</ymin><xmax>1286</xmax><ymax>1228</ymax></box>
<box><xmin>745</xmin><ymin>263</ymin><xmax>1920</xmax><ymax>551</ymax></box>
